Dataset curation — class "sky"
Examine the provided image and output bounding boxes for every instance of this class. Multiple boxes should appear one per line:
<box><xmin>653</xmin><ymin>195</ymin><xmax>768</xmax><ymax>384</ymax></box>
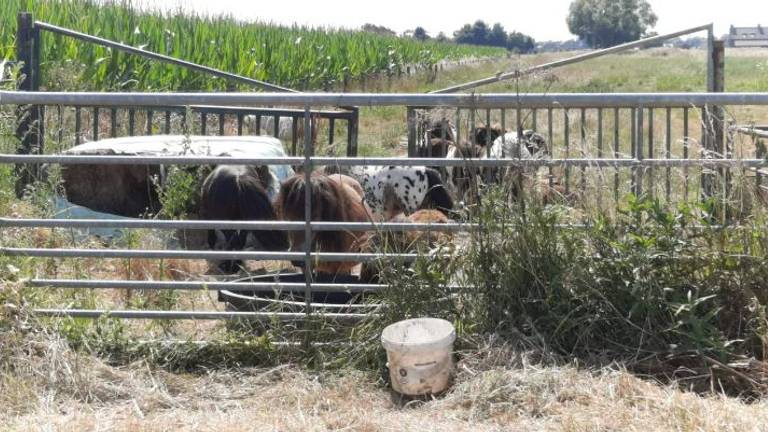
<box><xmin>133</xmin><ymin>0</ymin><xmax>765</xmax><ymax>41</ymax></box>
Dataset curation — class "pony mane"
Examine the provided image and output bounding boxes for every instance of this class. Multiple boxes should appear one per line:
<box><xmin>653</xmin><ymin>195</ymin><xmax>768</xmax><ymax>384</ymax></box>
<box><xmin>277</xmin><ymin>173</ymin><xmax>368</xmax><ymax>254</ymax></box>
<box><xmin>200</xmin><ymin>164</ymin><xmax>288</xmax><ymax>272</ymax></box>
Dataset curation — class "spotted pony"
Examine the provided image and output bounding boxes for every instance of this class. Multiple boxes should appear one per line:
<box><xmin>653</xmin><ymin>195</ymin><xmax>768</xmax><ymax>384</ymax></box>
<box><xmin>328</xmin><ymin>165</ymin><xmax>454</xmax><ymax>220</ymax></box>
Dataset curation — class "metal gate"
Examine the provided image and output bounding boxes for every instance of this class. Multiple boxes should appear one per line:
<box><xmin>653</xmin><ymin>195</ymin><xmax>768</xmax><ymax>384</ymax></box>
<box><xmin>2</xmin><ymin>90</ymin><xmax>768</xmax><ymax>328</ymax></box>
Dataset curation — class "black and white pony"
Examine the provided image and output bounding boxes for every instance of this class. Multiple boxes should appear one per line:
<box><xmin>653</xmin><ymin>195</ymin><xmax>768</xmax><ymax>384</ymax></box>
<box><xmin>482</xmin><ymin>130</ymin><xmax>550</xmax><ymax>196</ymax></box>
<box><xmin>200</xmin><ymin>165</ymin><xmax>288</xmax><ymax>273</ymax></box>
<box><xmin>442</xmin><ymin>129</ymin><xmax>549</xmax><ymax>200</ymax></box>
<box><xmin>471</xmin><ymin>124</ymin><xmax>504</xmax><ymax>147</ymax></box>
<box><xmin>324</xmin><ymin>165</ymin><xmax>454</xmax><ymax>220</ymax></box>
<box><xmin>488</xmin><ymin>130</ymin><xmax>548</xmax><ymax>159</ymax></box>
<box><xmin>443</xmin><ymin>142</ymin><xmax>484</xmax><ymax>201</ymax></box>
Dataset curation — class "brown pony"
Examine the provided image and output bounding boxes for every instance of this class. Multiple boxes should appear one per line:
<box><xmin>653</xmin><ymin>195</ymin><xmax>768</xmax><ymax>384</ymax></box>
<box><xmin>275</xmin><ymin>173</ymin><xmax>371</xmax><ymax>275</ymax></box>
<box><xmin>360</xmin><ymin>184</ymin><xmax>452</xmax><ymax>282</ymax></box>
<box><xmin>382</xmin><ymin>183</ymin><xmax>452</xmax><ymax>246</ymax></box>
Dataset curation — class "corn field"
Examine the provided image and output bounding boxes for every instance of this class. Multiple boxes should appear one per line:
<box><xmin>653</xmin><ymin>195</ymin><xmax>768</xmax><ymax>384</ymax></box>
<box><xmin>0</xmin><ymin>0</ymin><xmax>507</xmax><ymax>91</ymax></box>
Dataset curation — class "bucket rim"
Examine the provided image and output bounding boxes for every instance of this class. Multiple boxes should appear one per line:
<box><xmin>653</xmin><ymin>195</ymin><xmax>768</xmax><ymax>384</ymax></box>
<box><xmin>380</xmin><ymin>317</ymin><xmax>456</xmax><ymax>351</ymax></box>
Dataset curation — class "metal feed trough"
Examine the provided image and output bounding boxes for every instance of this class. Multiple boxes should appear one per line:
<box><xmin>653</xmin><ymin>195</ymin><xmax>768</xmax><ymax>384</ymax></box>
<box><xmin>3</xmin><ymin>91</ymin><xmax>768</xmax><ymax>332</ymax></box>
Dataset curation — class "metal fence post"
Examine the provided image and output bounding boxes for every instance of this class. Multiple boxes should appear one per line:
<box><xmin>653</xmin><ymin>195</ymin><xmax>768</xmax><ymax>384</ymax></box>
<box><xmin>713</xmin><ymin>40</ymin><xmax>728</xmax><ymax>219</ymax></box>
<box><xmin>634</xmin><ymin>106</ymin><xmax>644</xmax><ymax>197</ymax></box>
<box><xmin>346</xmin><ymin>107</ymin><xmax>359</xmax><ymax>157</ymax></box>
<box><xmin>14</xmin><ymin>12</ymin><xmax>44</xmax><ymax>197</ymax></box>
<box><xmin>706</xmin><ymin>25</ymin><xmax>715</xmax><ymax>97</ymax></box>
<box><xmin>406</xmin><ymin>106</ymin><xmax>416</xmax><ymax>157</ymax></box>
<box><xmin>702</xmin><ymin>38</ymin><xmax>725</xmax><ymax>205</ymax></box>
<box><xmin>303</xmin><ymin>105</ymin><xmax>314</xmax><ymax>337</ymax></box>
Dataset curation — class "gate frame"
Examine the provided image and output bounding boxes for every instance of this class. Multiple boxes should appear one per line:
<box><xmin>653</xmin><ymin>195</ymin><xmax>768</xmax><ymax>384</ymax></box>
<box><xmin>12</xmin><ymin>12</ymin><xmax>360</xmax><ymax>195</ymax></box>
<box><xmin>2</xmin><ymin>90</ymin><xmax>768</xmax><ymax>324</ymax></box>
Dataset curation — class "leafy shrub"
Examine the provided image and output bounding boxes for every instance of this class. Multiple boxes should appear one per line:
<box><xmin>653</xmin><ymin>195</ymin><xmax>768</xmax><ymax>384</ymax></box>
<box><xmin>382</xmin><ymin>188</ymin><xmax>768</xmax><ymax>391</ymax></box>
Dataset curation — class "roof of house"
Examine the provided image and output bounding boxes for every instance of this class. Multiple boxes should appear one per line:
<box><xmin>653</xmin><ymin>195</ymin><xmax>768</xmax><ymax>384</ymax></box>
<box><xmin>730</xmin><ymin>25</ymin><xmax>768</xmax><ymax>39</ymax></box>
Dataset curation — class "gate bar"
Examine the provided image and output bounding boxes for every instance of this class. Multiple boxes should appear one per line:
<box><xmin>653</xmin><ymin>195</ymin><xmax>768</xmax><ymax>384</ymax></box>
<box><xmin>4</xmin><ymin>90</ymin><xmax>768</xmax><ymax>109</ymax></box>
<box><xmin>34</xmin><ymin>21</ymin><xmax>297</xmax><ymax>93</ymax></box>
<box><xmin>27</xmin><ymin>278</ymin><xmax>470</xmax><ymax>293</ymax></box>
<box><xmin>0</xmin><ymin>247</ymin><xmax>425</xmax><ymax>262</ymax></box>
<box><xmin>432</xmin><ymin>24</ymin><xmax>713</xmax><ymax>94</ymax></box>
<box><xmin>33</xmin><ymin>308</ymin><xmax>368</xmax><ymax>321</ymax></box>
<box><xmin>28</xmin><ymin>278</ymin><xmax>390</xmax><ymax>292</ymax></box>
<box><xmin>0</xmin><ymin>217</ymin><xmax>474</xmax><ymax>232</ymax></box>
<box><xmin>2</xmin><ymin>154</ymin><xmax>766</xmax><ymax>168</ymax></box>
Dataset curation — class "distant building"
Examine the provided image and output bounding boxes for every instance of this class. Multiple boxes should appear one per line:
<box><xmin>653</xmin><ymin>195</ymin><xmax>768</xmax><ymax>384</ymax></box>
<box><xmin>663</xmin><ymin>36</ymin><xmax>707</xmax><ymax>50</ymax></box>
<box><xmin>728</xmin><ymin>25</ymin><xmax>768</xmax><ymax>48</ymax></box>
<box><xmin>535</xmin><ymin>39</ymin><xmax>588</xmax><ymax>53</ymax></box>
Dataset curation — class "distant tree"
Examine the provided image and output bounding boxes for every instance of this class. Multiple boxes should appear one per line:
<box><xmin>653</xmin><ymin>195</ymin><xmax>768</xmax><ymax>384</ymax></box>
<box><xmin>470</xmin><ymin>20</ymin><xmax>490</xmax><ymax>44</ymax></box>
<box><xmin>488</xmin><ymin>23</ymin><xmax>508</xmax><ymax>47</ymax></box>
<box><xmin>507</xmin><ymin>31</ymin><xmax>535</xmax><ymax>53</ymax></box>
<box><xmin>361</xmin><ymin>23</ymin><xmax>397</xmax><ymax>37</ymax></box>
<box><xmin>453</xmin><ymin>24</ymin><xmax>474</xmax><ymax>44</ymax></box>
<box><xmin>566</xmin><ymin>0</ymin><xmax>657</xmax><ymax>48</ymax></box>
<box><xmin>413</xmin><ymin>26</ymin><xmax>430</xmax><ymax>41</ymax></box>
<box><xmin>454</xmin><ymin>20</ymin><xmax>490</xmax><ymax>45</ymax></box>
<box><xmin>453</xmin><ymin>20</ymin><xmax>535</xmax><ymax>53</ymax></box>
<box><xmin>435</xmin><ymin>31</ymin><xmax>449</xmax><ymax>43</ymax></box>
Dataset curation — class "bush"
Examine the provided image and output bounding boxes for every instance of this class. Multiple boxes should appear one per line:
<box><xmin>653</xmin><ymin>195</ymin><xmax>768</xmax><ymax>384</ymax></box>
<box><xmin>154</xmin><ymin>165</ymin><xmax>205</xmax><ymax>219</ymax></box>
<box><xmin>384</xmin><ymin>188</ymin><xmax>768</xmax><ymax>392</ymax></box>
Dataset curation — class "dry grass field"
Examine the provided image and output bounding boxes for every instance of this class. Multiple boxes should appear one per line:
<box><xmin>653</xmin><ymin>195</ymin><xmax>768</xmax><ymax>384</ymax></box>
<box><xmin>4</xmin><ymin>331</ymin><xmax>768</xmax><ymax>432</ymax></box>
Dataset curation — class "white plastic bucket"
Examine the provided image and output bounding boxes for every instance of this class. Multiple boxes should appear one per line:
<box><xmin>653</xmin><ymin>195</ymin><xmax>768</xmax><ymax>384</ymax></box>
<box><xmin>381</xmin><ymin>317</ymin><xmax>456</xmax><ymax>395</ymax></box>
